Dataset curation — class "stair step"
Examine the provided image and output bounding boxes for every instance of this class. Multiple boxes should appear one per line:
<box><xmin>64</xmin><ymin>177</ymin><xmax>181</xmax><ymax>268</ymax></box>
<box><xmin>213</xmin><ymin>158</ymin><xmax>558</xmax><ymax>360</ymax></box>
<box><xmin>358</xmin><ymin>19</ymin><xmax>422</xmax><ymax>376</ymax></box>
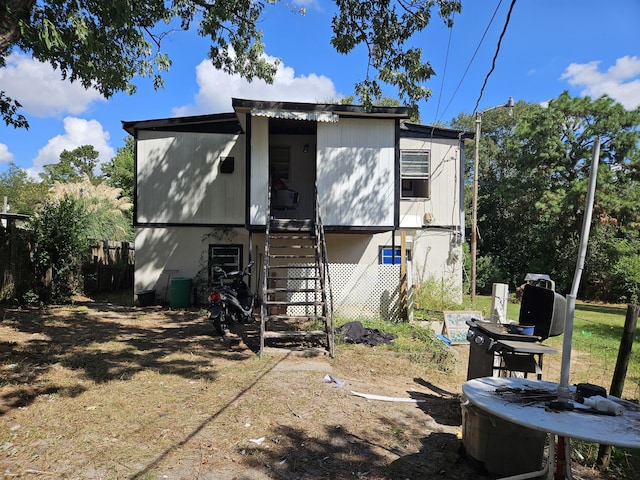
<box><xmin>265</xmin><ymin>315</ymin><xmax>327</xmax><ymax>321</ymax></box>
<box><xmin>264</xmin><ymin>300</ymin><xmax>324</xmax><ymax>306</ymax></box>
<box><xmin>270</xmin><ymin>244</ymin><xmax>315</xmax><ymax>249</ymax></box>
<box><xmin>263</xmin><ymin>330</ymin><xmax>327</xmax><ymax>339</ymax></box>
<box><xmin>269</xmin><ymin>254</ymin><xmax>316</xmax><ymax>259</ymax></box>
<box><xmin>265</xmin><ymin>288</ymin><xmax>322</xmax><ymax>293</ymax></box>
<box><xmin>267</xmin><ymin>264</ymin><xmax>319</xmax><ymax>270</ymax></box>
<box><xmin>261</xmin><ymin>346</ymin><xmax>328</xmax><ymax>357</ymax></box>
<box><xmin>266</xmin><ymin>277</ymin><xmax>320</xmax><ymax>283</ymax></box>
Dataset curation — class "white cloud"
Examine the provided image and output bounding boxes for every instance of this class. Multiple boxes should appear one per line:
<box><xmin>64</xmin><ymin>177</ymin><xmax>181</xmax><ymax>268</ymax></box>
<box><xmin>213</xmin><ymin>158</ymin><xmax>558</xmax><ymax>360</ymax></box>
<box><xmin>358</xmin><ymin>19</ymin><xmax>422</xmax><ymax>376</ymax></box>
<box><xmin>0</xmin><ymin>53</ymin><xmax>105</xmax><ymax>117</ymax></box>
<box><xmin>561</xmin><ymin>56</ymin><xmax>640</xmax><ymax>110</ymax></box>
<box><xmin>30</xmin><ymin>117</ymin><xmax>114</xmax><ymax>177</ymax></box>
<box><xmin>173</xmin><ymin>54</ymin><xmax>339</xmax><ymax>116</ymax></box>
<box><xmin>0</xmin><ymin>144</ymin><xmax>13</xmax><ymax>164</ymax></box>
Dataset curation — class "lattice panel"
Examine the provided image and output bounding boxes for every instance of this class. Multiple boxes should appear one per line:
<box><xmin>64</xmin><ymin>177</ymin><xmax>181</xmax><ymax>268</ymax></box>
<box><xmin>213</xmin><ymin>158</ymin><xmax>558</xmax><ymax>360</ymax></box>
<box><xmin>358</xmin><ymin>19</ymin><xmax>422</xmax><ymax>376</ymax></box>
<box><xmin>285</xmin><ymin>263</ymin><xmax>410</xmax><ymax>321</ymax></box>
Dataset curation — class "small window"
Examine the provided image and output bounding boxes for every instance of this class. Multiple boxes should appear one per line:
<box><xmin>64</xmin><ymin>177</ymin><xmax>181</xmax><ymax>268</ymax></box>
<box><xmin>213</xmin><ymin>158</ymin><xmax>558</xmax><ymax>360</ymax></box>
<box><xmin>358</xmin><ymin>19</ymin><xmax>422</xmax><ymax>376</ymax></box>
<box><xmin>209</xmin><ymin>245</ymin><xmax>243</xmax><ymax>283</ymax></box>
<box><xmin>379</xmin><ymin>246</ymin><xmax>412</xmax><ymax>265</ymax></box>
<box><xmin>401</xmin><ymin>151</ymin><xmax>430</xmax><ymax>199</ymax></box>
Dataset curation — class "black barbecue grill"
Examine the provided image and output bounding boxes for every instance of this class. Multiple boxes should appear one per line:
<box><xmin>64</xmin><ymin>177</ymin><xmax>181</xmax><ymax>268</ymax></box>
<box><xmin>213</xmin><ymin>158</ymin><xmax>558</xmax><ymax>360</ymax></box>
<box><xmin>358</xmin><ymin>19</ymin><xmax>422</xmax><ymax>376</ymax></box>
<box><xmin>466</xmin><ymin>284</ymin><xmax>566</xmax><ymax>380</ymax></box>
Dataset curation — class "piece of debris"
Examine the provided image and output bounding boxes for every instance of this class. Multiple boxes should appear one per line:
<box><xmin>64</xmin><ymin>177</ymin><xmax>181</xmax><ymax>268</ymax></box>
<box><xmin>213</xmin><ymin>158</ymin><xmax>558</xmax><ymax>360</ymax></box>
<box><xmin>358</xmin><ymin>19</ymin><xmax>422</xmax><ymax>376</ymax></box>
<box><xmin>249</xmin><ymin>437</ymin><xmax>265</xmax><ymax>445</ymax></box>
<box><xmin>322</xmin><ymin>374</ymin><xmax>345</xmax><ymax>387</ymax></box>
<box><xmin>336</xmin><ymin>321</ymin><xmax>397</xmax><ymax>347</ymax></box>
<box><xmin>351</xmin><ymin>391</ymin><xmax>425</xmax><ymax>403</ymax></box>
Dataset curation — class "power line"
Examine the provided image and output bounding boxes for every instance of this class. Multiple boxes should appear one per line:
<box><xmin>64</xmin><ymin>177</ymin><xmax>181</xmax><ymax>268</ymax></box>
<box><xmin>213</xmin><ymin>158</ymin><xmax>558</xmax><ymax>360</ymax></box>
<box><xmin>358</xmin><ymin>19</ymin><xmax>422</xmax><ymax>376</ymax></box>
<box><xmin>436</xmin><ymin>1</ymin><xmax>504</xmax><ymax>123</ymax></box>
<box><xmin>433</xmin><ymin>11</ymin><xmax>456</xmax><ymax>122</ymax></box>
<box><xmin>473</xmin><ymin>0</ymin><xmax>518</xmax><ymax>114</ymax></box>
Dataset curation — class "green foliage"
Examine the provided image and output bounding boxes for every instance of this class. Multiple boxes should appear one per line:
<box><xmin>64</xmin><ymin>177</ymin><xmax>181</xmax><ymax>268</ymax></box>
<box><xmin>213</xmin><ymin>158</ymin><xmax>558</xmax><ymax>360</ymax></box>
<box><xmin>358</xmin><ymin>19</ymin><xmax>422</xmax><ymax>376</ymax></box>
<box><xmin>2</xmin><ymin>0</ymin><xmax>461</xmax><ymax>127</ymax></box>
<box><xmin>0</xmin><ymin>91</ymin><xmax>28</xmax><ymax>128</ymax></box>
<box><xmin>0</xmin><ymin>163</ymin><xmax>48</xmax><ymax>215</ymax></box>
<box><xmin>1</xmin><ymin>0</ymin><xmax>284</xmax><ymax>127</ymax></box>
<box><xmin>29</xmin><ymin>196</ymin><xmax>89</xmax><ymax>303</ymax></box>
<box><xmin>336</xmin><ymin>318</ymin><xmax>458</xmax><ymax>370</ymax></box>
<box><xmin>102</xmin><ymin>136</ymin><xmax>134</xmax><ymax>200</ymax></box>
<box><xmin>413</xmin><ymin>276</ymin><xmax>462</xmax><ymax>312</ymax></box>
<box><xmin>40</xmin><ymin>145</ymin><xmax>100</xmax><ymax>186</ymax></box>
<box><xmin>48</xmin><ymin>175</ymin><xmax>134</xmax><ymax>242</ymax></box>
<box><xmin>331</xmin><ymin>0</ymin><xmax>461</xmax><ymax>118</ymax></box>
<box><xmin>452</xmin><ymin>93</ymin><xmax>640</xmax><ymax>300</ymax></box>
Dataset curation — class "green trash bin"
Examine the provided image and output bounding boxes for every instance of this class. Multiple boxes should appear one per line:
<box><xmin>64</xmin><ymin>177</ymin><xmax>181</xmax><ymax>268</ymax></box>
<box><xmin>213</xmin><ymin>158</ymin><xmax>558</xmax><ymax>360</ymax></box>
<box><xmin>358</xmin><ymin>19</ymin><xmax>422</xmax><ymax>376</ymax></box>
<box><xmin>170</xmin><ymin>277</ymin><xmax>192</xmax><ymax>308</ymax></box>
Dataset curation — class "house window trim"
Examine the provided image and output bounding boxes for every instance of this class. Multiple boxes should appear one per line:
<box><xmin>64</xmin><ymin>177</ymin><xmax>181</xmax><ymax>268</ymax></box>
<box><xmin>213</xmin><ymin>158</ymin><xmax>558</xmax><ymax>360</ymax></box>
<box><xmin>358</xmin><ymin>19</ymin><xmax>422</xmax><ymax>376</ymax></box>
<box><xmin>400</xmin><ymin>149</ymin><xmax>431</xmax><ymax>200</ymax></box>
<box><xmin>378</xmin><ymin>245</ymin><xmax>412</xmax><ymax>265</ymax></box>
<box><xmin>208</xmin><ymin>244</ymin><xmax>244</xmax><ymax>285</ymax></box>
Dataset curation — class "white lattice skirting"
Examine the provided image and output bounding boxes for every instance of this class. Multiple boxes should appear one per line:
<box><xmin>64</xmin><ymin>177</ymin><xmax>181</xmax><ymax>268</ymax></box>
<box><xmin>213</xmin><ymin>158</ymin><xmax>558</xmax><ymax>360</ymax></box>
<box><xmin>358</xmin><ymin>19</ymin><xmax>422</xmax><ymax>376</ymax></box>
<box><xmin>286</xmin><ymin>263</ymin><xmax>411</xmax><ymax>321</ymax></box>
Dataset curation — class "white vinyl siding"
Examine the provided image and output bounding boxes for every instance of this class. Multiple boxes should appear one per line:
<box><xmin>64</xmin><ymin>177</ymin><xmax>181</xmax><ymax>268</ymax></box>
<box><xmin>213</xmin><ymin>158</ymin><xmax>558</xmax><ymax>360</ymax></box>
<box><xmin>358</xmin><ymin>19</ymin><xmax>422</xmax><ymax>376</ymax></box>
<box><xmin>136</xmin><ymin>130</ymin><xmax>244</xmax><ymax>224</ymax></box>
<box><xmin>249</xmin><ymin>116</ymin><xmax>269</xmax><ymax>226</ymax></box>
<box><xmin>317</xmin><ymin>118</ymin><xmax>395</xmax><ymax>227</ymax></box>
<box><xmin>399</xmin><ymin>137</ymin><xmax>461</xmax><ymax>228</ymax></box>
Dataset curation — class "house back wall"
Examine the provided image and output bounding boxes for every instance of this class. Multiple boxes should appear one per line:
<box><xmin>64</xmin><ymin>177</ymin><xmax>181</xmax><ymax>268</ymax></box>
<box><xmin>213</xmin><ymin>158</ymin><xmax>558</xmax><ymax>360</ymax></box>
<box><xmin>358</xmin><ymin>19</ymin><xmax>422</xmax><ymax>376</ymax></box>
<box><xmin>317</xmin><ymin>118</ymin><xmax>395</xmax><ymax>228</ymax></box>
<box><xmin>136</xmin><ymin>130</ymin><xmax>245</xmax><ymax>225</ymax></box>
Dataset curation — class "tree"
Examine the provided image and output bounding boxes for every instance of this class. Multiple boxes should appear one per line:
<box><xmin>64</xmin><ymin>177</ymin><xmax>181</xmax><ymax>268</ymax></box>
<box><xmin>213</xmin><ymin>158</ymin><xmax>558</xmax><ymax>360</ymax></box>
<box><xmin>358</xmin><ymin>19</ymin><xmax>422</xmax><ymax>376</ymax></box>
<box><xmin>451</xmin><ymin>92</ymin><xmax>640</xmax><ymax>299</ymax></box>
<box><xmin>331</xmin><ymin>0</ymin><xmax>461</xmax><ymax>118</ymax></box>
<box><xmin>40</xmin><ymin>144</ymin><xmax>100</xmax><ymax>185</ymax></box>
<box><xmin>102</xmin><ymin>136</ymin><xmax>134</xmax><ymax>201</ymax></box>
<box><xmin>1</xmin><ymin>0</ymin><xmax>461</xmax><ymax>128</ymax></box>
<box><xmin>29</xmin><ymin>195</ymin><xmax>88</xmax><ymax>303</ymax></box>
<box><xmin>0</xmin><ymin>162</ymin><xmax>47</xmax><ymax>215</ymax></box>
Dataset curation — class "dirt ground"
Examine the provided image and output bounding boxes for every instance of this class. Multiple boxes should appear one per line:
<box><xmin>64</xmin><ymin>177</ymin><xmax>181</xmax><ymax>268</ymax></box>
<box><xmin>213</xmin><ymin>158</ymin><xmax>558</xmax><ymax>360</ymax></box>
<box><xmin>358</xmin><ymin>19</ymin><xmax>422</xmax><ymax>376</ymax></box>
<box><xmin>0</xmin><ymin>292</ymin><xmax>611</xmax><ymax>479</ymax></box>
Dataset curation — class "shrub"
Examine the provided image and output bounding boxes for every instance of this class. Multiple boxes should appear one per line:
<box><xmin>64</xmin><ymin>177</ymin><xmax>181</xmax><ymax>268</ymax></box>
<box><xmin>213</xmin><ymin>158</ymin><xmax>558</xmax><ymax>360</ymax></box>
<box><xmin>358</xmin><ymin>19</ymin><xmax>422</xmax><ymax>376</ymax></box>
<box><xmin>413</xmin><ymin>275</ymin><xmax>462</xmax><ymax>313</ymax></box>
<box><xmin>29</xmin><ymin>196</ymin><xmax>89</xmax><ymax>304</ymax></box>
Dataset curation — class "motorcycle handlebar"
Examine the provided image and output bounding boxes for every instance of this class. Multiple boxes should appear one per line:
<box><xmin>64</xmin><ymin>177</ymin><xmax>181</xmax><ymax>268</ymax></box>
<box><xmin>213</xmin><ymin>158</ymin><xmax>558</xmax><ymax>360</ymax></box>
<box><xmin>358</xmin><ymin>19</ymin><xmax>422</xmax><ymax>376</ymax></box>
<box><xmin>213</xmin><ymin>260</ymin><xmax>255</xmax><ymax>280</ymax></box>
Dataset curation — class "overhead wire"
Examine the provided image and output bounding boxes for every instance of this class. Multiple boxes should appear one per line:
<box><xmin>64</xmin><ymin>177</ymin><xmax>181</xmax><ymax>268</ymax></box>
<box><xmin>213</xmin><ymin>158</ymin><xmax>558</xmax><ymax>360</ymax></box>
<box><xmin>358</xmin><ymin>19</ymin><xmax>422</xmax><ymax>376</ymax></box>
<box><xmin>472</xmin><ymin>0</ymin><xmax>518</xmax><ymax>114</ymax></box>
<box><xmin>435</xmin><ymin>0</ymin><xmax>504</xmax><ymax>123</ymax></box>
<box><xmin>433</xmin><ymin>11</ymin><xmax>456</xmax><ymax>122</ymax></box>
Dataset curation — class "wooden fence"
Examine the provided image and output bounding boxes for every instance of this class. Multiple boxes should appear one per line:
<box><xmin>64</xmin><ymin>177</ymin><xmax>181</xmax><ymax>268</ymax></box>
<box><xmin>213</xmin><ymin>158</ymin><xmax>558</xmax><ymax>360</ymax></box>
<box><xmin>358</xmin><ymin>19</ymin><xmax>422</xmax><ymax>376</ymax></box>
<box><xmin>0</xmin><ymin>223</ymin><xmax>135</xmax><ymax>302</ymax></box>
<box><xmin>84</xmin><ymin>241</ymin><xmax>135</xmax><ymax>293</ymax></box>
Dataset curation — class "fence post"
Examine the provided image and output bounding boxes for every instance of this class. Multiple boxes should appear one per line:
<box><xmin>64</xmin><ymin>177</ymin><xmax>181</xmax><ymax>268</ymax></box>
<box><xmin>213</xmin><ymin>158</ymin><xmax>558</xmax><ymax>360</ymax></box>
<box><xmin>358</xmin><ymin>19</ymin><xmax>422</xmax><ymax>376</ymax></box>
<box><xmin>597</xmin><ymin>303</ymin><xmax>640</xmax><ymax>470</ymax></box>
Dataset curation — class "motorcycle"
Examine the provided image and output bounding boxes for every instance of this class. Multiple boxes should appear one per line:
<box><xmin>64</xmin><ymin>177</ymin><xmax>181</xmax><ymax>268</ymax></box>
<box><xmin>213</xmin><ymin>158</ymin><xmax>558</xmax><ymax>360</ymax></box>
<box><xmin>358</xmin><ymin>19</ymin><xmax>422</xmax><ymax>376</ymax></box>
<box><xmin>208</xmin><ymin>260</ymin><xmax>256</xmax><ymax>336</ymax></box>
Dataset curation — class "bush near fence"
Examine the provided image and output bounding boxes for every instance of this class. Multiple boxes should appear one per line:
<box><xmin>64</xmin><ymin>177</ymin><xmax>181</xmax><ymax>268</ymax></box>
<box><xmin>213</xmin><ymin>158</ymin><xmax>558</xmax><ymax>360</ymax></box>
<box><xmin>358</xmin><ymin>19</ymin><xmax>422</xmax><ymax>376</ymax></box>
<box><xmin>0</xmin><ymin>223</ymin><xmax>135</xmax><ymax>303</ymax></box>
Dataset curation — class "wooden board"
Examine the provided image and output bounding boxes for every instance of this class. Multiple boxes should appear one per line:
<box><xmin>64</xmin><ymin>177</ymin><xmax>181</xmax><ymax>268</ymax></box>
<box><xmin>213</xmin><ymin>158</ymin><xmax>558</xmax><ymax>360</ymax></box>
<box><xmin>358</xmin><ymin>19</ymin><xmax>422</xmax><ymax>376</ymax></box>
<box><xmin>443</xmin><ymin>311</ymin><xmax>483</xmax><ymax>344</ymax></box>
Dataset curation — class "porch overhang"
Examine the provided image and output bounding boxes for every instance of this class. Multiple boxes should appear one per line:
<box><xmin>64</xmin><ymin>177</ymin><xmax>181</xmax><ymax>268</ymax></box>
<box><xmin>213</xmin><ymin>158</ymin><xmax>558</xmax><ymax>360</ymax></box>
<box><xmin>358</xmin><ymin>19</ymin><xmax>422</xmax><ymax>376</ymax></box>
<box><xmin>251</xmin><ymin>109</ymin><xmax>339</xmax><ymax>123</ymax></box>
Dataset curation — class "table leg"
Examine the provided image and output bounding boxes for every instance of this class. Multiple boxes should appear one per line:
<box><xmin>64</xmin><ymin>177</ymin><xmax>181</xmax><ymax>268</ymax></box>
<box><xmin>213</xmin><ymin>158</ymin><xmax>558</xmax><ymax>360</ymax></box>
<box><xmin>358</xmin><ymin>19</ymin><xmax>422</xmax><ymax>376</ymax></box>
<box><xmin>554</xmin><ymin>436</ymin><xmax>573</xmax><ymax>480</ymax></box>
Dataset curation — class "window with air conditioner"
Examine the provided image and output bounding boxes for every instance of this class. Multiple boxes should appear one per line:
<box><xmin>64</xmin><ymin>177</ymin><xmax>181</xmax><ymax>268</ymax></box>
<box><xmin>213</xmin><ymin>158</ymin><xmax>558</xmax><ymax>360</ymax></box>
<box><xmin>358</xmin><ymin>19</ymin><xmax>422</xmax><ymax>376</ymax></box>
<box><xmin>401</xmin><ymin>150</ymin><xmax>430</xmax><ymax>199</ymax></box>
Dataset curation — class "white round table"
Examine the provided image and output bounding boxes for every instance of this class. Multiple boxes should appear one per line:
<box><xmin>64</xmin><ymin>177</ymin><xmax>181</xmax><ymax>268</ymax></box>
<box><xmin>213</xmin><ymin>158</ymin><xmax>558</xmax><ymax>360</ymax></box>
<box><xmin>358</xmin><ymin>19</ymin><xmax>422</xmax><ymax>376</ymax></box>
<box><xmin>462</xmin><ymin>377</ymin><xmax>640</xmax><ymax>479</ymax></box>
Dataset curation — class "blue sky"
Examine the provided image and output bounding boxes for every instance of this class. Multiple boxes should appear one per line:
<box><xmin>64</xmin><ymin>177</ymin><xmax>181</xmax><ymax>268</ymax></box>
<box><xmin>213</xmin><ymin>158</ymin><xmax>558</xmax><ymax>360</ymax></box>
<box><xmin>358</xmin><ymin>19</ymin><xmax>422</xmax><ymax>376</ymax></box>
<box><xmin>0</xmin><ymin>0</ymin><xmax>639</xmax><ymax>178</ymax></box>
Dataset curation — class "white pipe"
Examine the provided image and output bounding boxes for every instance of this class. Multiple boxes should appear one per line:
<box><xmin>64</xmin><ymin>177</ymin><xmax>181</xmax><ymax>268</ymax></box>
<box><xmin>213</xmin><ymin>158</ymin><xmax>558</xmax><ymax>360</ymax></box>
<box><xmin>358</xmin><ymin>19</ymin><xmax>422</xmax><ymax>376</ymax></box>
<box><xmin>557</xmin><ymin>138</ymin><xmax>601</xmax><ymax>401</ymax></box>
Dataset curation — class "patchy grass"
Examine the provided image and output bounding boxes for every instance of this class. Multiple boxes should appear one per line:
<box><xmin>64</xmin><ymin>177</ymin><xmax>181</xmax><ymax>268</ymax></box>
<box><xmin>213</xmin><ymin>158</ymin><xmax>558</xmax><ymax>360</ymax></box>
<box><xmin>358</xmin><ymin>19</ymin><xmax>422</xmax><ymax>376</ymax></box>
<box><xmin>0</xmin><ymin>291</ymin><xmax>637</xmax><ymax>479</ymax></box>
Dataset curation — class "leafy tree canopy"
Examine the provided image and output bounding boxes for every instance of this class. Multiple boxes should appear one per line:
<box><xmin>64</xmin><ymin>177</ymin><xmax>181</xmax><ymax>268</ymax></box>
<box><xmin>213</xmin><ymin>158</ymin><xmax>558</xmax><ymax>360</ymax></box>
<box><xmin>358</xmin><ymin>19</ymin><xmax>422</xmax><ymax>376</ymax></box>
<box><xmin>0</xmin><ymin>162</ymin><xmax>47</xmax><ymax>215</ymax></box>
<box><xmin>40</xmin><ymin>144</ymin><xmax>100</xmax><ymax>185</ymax></box>
<box><xmin>1</xmin><ymin>0</ymin><xmax>461</xmax><ymax>128</ymax></box>
<box><xmin>102</xmin><ymin>136</ymin><xmax>134</xmax><ymax>200</ymax></box>
<box><xmin>450</xmin><ymin>92</ymin><xmax>640</xmax><ymax>300</ymax></box>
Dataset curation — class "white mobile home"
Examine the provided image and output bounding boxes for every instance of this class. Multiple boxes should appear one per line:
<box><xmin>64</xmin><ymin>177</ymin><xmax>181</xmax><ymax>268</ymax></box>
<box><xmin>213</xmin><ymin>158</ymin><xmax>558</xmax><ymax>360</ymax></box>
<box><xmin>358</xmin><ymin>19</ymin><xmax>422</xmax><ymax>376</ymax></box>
<box><xmin>123</xmin><ymin>99</ymin><xmax>471</xmax><ymax>326</ymax></box>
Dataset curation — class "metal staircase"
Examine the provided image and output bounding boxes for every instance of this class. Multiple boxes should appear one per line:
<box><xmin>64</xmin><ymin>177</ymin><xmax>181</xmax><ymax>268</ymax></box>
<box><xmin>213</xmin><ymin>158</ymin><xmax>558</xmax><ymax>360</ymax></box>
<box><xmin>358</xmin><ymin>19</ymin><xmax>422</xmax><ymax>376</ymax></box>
<box><xmin>260</xmin><ymin>186</ymin><xmax>334</xmax><ymax>357</ymax></box>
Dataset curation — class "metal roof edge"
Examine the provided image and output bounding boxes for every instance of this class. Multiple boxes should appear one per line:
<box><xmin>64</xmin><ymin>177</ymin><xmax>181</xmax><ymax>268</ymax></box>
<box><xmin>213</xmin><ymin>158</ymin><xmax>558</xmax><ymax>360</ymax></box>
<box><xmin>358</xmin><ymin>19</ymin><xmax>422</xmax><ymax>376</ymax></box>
<box><xmin>121</xmin><ymin>112</ymin><xmax>240</xmax><ymax>135</ymax></box>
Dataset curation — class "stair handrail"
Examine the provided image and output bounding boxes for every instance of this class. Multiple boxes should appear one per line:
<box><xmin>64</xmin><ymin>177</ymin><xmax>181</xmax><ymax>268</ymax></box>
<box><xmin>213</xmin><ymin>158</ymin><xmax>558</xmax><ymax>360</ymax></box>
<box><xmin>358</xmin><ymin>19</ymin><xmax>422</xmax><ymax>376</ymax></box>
<box><xmin>260</xmin><ymin>177</ymin><xmax>273</xmax><ymax>355</ymax></box>
<box><xmin>314</xmin><ymin>182</ymin><xmax>334</xmax><ymax>356</ymax></box>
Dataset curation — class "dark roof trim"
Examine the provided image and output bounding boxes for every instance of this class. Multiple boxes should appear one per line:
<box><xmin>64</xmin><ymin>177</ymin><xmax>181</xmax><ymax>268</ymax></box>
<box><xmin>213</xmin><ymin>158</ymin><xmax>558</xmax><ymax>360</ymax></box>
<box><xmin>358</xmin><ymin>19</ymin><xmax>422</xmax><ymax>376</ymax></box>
<box><xmin>400</xmin><ymin>122</ymin><xmax>474</xmax><ymax>140</ymax></box>
<box><xmin>122</xmin><ymin>112</ymin><xmax>243</xmax><ymax>135</ymax></box>
<box><xmin>232</xmin><ymin>97</ymin><xmax>409</xmax><ymax>119</ymax></box>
